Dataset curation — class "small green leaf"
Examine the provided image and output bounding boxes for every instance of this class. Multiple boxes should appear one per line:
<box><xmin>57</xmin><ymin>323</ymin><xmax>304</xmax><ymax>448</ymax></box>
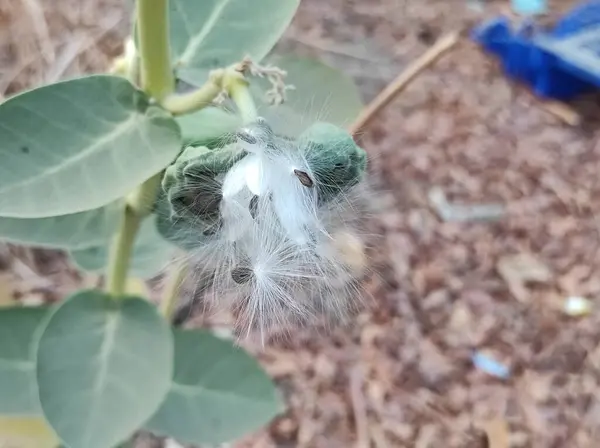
<box><xmin>70</xmin><ymin>214</ymin><xmax>176</xmax><ymax>278</ymax></box>
<box><xmin>176</xmin><ymin>106</ymin><xmax>241</xmax><ymax>147</ymax></box>
<box><xmin>145</xmin><ymin>329</ymin><xmax>284</xmax><ymax>445</ymax></box>
<box><xmin>36</xmin><ymin>290</ymin><xmax>173</xmax><ymax>448</ymax></box>
<box><xmin>0</xmin><ymin>202</ymin><xmax>121</xmax><ymax>250</ymax></box>
<box><xmin>251</xmin><ymin>54</ymin><xmax>363</xmax><ymax>136</ymax></box>
<box><xmin>0</xmin><ymin>306</ymin><xmax>50</xmax><ymax>415</ymax></box>
<box><xmin>0</xmin><ymin>75</ymin><xmax>181</xmax><ymax>218</ymax></box>
<box><xmin>169</xmin><ymin>0</ymin><xmax>299</xmax><ymax>85</ymax></box>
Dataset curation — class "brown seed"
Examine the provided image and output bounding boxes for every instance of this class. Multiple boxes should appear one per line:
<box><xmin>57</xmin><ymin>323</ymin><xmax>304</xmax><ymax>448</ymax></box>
<box><xmin>231</xmin><ymin>266</ymin><xmax>253</xmax><ymax>284</ymax></box>
<box><xmin>249</xmin><ymin>195</ymin><xmax>259</xmax><ymax>219</ymax></box>
<box><xmin>236</xmin><ymin>131</ymin><xmax>257</xmax><ymax>145</ymax></box>
<box><xmin>293</xmin><ymin>169</ymin><xmax>314</xmax><ymax>188</ymax></box>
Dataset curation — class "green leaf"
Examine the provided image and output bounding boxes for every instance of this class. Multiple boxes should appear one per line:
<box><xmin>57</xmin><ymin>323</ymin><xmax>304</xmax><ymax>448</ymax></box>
<box><xmin>36</xmin><ymin>290</ymin><xmax>173</xmax><ymax>448</ymax></box>
<box><xmin>169</xmin><ymin>0</ymin><xmax>300</xmax><ymax>85</ymax></box>
<box><xmin>145</xmin><ymin>329</ymin><xmax>284</xmax><ymax>445</ymax></box>
<box><xmin>176</xmin><ymin>106</ymin><xmax>241</xmax><ymax>147</ymax></box>
<box><xmin>251</xmin><ymin>54</ymin><xmax>363</xmax><ymax>137</ymax></box>
<box><xmin>0</xmin><ymin>202</ymin><xmax>121</xmax><ymax>250</ymax></box>
<box><xmin>70</xmin><ymin>213</ymin><xmax>176</xmax><ymax>278</ymax></box>
<box><xmin>0</xmin><ymin>75</ymin><xmax>181</xmax><ymax>218</ymax></box>
<box><xmin>0</xmin><ymin>306</ymin><xmax>50</xmax><ymax>415</ymax></box>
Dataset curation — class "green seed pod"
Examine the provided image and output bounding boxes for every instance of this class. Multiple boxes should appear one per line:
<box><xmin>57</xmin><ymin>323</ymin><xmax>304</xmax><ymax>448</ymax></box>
<box><xmin>157</xmin><ymin>143</ymin><xmax>244</xmax><ymax>250</ymax></box>
<box><xmin>157</xmin><ymin>118</ymin><xmax>368</xmax><ymax>250</ymax></box>
<box><xmin>161</xmin><ymin>144</ymin><xmax>243</xmax><ymax>220</ymax></box>
<box><xmin>299</xmin><ymin>122</ymin><xmax>367</xmax><ymax>201</ymax></box>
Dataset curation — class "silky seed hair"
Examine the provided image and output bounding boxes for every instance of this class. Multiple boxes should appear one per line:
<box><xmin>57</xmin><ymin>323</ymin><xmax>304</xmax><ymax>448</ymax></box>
<box><xmin>170</xmin><ymin>118</ymin><xmax>375</xmax><ymax>341</ymax></box>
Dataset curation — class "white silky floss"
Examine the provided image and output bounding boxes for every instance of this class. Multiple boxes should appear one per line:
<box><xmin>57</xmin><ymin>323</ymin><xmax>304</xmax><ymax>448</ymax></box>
<box><xmin>198</xmin><ymin>119</ymin><xmax>370</xmax><ymax>339</ymax></box>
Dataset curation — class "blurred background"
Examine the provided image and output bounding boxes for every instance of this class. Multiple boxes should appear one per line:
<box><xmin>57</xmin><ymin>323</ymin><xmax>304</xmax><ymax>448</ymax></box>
<box><xmin>2</xmin><ymin>0</ymin><xmax>600</xmax><ymax>446</ymax></box>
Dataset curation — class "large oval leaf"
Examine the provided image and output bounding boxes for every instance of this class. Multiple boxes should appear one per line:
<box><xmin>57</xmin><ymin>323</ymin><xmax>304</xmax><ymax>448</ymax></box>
<box><xmin>36</xmin><ymin>290</ymin><xmax>173</xmax><ymax>448</ymax></box>
<box><xmin>70</xmin><ymin>214</ymin><xmax>176</xmax><ymax>278</ymax></box>
<box><xmin>0</xmin><ymin>306</ymin><xmax>50</xmax><ymax>415</ymax></box>
<box><xmin>0</xmin><ymin>75</ymin><xmax>181</xmax><ymax>218</ymax></box>
<box><xmin>145</xmin><ymin>329</ymin><xmax>284</xmax><ymax>445</ymax></box>
<box><xmin>251</xmin><ymin>54</ymin><xmax>363</xmax><ymax>137</ymax></box>
<box><xmin>169</xmin><ymin>0</ymin><xmax>299</xmax><ymax>86</ymax></box>
<box><xmin>0</xmin><ymin>202</ymin><xmax>121</xmax><ymax>250</ymax></box>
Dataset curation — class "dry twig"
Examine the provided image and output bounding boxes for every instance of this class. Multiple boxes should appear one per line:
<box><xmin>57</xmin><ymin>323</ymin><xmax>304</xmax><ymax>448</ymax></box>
<box><xmin>349</xmin><ymin>32</ymin><xmax>461</xmax><ymax>136</ymax></box>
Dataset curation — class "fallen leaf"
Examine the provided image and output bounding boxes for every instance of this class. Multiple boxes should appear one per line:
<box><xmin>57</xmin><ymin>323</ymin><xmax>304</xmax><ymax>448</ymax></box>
<box><xmin>481</xmin><ymin>418</ymin><xmax>510</xmax><ymax>448</ymax></box>
<box><xmin>419</xmin><ymin>339</ymin><xmax>455</xmax><ymax>384</ymax></box>
<box><xmin>415</xmin><ymin>424</ymin><xmax>438</xmax><ymax>448</ymax></box>
<box><xmin>496</xmin><ymin>253</ymin><xmax>552</xmax><ymax>302</ymax></box>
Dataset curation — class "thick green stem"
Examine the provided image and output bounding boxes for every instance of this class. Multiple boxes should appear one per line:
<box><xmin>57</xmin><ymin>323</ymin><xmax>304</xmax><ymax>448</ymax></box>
<box><xmin>105</xmin><ymin>0</ymin><xmax>174</xmax><ymax>297</ymax></box>
<box><xmin>162</xmin><ymin>69</ymin><xmax>224</xmax><ymax>115</ymax></box>
<box><xmin>106</xmin><ymin>207</ymin><xmax>141</xmax><ymax>296</ymax></box>
<box><xmin>225</xmin><ymin>72</ymin><xmax>257</xmax><ymax>123</ymax></box>
<box><xmin>127</xmin><ymin>172</ymin><xmax>163</xmax><ymax>216</ymax></box>
<box><xmin>136</xmin><ymin>0</ymin><xmax>173</xmax><ymax>100</ymax></box>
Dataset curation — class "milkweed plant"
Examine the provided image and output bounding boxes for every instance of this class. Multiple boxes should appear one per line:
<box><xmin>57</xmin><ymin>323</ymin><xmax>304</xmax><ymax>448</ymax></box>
<box><xmin>0</xmin><ymin>0</ymin><xmax>371</xmax><ymax>447</ymax></box>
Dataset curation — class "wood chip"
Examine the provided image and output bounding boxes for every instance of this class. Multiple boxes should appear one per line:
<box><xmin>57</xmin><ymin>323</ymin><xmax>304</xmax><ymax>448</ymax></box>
<box><xmin>481</xmin><ymin>419</ymin><xmax>510</xmax><ymax>448</ymax></box>
<box><xmin>496</xmin><ymin>253</ymin><xmax>552</xmax><ymax>302</ymax></box>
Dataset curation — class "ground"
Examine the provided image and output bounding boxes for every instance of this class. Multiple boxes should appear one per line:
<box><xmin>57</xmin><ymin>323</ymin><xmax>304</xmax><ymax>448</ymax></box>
<box><xmin>1</xmin><ymin>0</ymin><xmax>599</xmax><ymax>447</ymax></box>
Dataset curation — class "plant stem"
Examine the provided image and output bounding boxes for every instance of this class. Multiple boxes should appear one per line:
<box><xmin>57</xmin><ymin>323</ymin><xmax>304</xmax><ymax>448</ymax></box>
<box><xmin>136</xmin><ymin>0</ymin><xmax>173</xmax><ymax>100</ymax></box>
<box><xmin>225</xmin><ymin>71</ymin><xmax>257</xmax><ymax>123</ymax></box>
<box><xmin>127</xmin><ymin>173</ymin><xmax>163</xmax><ymax>216</ymax></box>
<box><xmin>106</xmin><ymin>207</ymin><xmax>141</xmax><ymax>296</ymax></box>
<box><xmin>160</xmin><ymin>259</ymin><xmax>188</xmax><ymax>319</ymax></box>
<box><xmin>161</xmin><ymin>69</ymin><xmax>225</xmax><ymax>115</ymax></box>
<box><xmin>105</xmin><ymin>0</ymin><xmax>174</xmax><ymax>297</ymax></box>
<box><xmin>124</xmin><ymin>37</ymin><xmax>140</xmax><ymax>87</ymax></box>
<box><xmin>108</xmin><ymin>39</ymin><xmax>139</xmax><ymax>86</ymax></box>
<box><xmin>160</xmin><ymin>66</ymin><xmax>256</xmax><ymax>118</ymax></box>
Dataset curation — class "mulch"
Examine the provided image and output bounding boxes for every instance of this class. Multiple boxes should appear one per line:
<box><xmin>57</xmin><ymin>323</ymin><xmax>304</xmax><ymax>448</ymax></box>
<box><xmin>3</xmin><ymin>0</ymin><xmax>600</xmax><ymax>447</ymax></box>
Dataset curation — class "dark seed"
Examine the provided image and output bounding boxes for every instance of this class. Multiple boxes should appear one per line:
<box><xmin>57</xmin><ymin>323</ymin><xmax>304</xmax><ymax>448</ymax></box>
<box><xmin>249</xmin><ymin>195</ymin><xmax>259</xmax><ymax>219</ymax></box>
<box><xmin>236</xmin><ymin>131</ymin><xmax>257</xmax><ymax>145</ymax></box>
<box><xmin>231</xmin><ymin>266</ymin><xmax>253</xmax><ymax>284</ymax></box>
<box><xmin>293</xmin><ymin>169</ymin><xmax>314</xmax><ymax>188</ymax></box>
<box><xmin>20</xmin><ymin>146</ymin><xmax>29</xmax><ymax>154</ymax></box>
